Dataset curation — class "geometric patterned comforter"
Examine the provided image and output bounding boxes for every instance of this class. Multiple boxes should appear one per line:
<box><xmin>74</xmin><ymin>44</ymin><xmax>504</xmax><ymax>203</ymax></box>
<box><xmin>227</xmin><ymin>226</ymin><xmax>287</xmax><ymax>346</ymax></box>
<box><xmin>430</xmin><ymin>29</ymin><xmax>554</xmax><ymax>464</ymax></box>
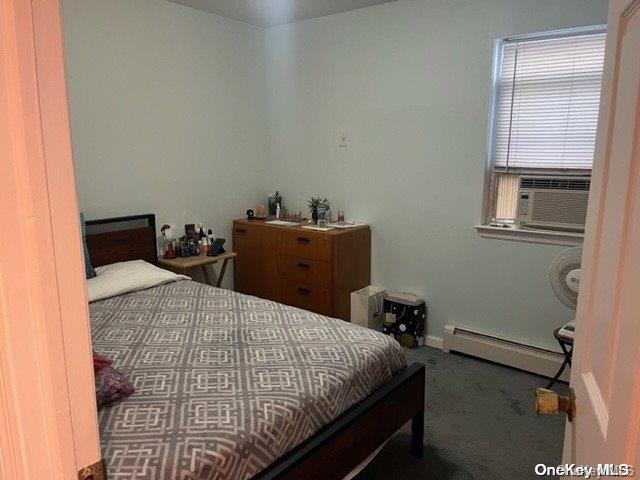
<box><xmin>89</xmin><ymin>280</ymin><xmax>406</xmax><ymax>479</ymax></box>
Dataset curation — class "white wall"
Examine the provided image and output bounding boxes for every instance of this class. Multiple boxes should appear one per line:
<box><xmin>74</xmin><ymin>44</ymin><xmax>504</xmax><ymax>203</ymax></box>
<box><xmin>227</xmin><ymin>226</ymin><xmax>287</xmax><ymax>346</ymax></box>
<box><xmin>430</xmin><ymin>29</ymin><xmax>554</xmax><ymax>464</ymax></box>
<box><xmin>62</xmin><ymin>0</ymin><xmax>268</xmax><ymax>287</ymax></box>
<box><xmin>64</xmin><ymin>0</ymin><xmax>608</xmax><ymax>350</ymax></box>
<box><xmin>263</xmin><ymin>0</ymin><xmax>609</xmax><ymax>350</ymax></box>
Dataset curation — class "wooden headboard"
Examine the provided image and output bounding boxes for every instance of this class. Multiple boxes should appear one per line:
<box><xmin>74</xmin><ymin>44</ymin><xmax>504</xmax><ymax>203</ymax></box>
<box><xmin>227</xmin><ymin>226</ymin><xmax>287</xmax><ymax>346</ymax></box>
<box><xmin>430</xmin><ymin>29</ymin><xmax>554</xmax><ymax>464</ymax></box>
<box><xmin>85</xmin><ymin>214</ymin><xmax>158</xmax><ymax>267</ymax></box>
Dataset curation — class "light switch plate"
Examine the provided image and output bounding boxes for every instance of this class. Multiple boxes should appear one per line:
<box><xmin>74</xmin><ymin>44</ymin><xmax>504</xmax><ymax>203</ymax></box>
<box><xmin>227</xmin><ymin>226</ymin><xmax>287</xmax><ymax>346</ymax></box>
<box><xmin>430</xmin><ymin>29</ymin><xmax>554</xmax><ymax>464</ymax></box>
<box><xmin>339</xmin><ymin>131</ymin><xmax>348</xmax><ymax>147</ymax></box>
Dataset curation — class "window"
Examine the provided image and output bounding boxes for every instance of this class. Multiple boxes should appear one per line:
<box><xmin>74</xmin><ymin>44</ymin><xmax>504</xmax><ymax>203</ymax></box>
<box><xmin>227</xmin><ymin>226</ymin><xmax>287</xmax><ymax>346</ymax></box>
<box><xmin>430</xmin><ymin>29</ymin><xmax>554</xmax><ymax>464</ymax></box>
<box><xmin>482</xmin><ymin>26</ymin><xmax>606</xmax><ymax>231</ymax></box>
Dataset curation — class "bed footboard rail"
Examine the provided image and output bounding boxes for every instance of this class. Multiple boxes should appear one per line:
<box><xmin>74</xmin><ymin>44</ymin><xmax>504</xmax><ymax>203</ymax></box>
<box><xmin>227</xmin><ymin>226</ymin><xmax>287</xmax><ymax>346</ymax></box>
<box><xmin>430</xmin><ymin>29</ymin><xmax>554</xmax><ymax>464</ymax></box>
<box><xmin>254</xmin><ymin>362</ymin><xmax>426</xmax><ymax>480</ymax></box>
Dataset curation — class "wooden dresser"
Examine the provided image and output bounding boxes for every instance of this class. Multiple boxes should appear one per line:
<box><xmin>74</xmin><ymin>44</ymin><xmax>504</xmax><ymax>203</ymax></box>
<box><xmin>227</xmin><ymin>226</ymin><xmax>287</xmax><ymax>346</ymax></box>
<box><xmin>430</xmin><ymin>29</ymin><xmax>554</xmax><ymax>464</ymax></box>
<box><xmin>232</xmin><ymin>219</ymin><xmax>371</xmax><ymax>321</ymax></box>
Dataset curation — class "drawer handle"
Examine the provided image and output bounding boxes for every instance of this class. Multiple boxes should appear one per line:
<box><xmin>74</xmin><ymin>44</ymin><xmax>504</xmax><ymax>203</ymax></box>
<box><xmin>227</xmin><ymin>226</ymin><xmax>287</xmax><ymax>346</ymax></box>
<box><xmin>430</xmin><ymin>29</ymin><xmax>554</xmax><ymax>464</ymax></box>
<box><xmin>235</xmin><ymin>228</ymin><xmax>247</xmax><ymax>234</ymax></box>
<box><xmin>297</xmin><ymin>287</ymin><xmax>311</xmax><ymax>295</ymax></box>
<box><xmin>297</xmin><ymin>262</ymin><xmax>311</xmax><ymax>270</ymax></box>
<box><xmin>296</xmin><ymin>236</ymin><xmax>310</xmax><ymax>244</ymax></box>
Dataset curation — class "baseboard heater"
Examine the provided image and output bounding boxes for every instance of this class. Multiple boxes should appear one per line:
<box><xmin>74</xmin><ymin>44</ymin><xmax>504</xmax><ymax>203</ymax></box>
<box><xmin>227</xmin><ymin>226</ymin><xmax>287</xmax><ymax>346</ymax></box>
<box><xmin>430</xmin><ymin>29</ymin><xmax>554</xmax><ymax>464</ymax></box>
<box><xmin>442</xmin><ymin>325</ymin><xmax>569</xmax><ymax>381</ymax></box>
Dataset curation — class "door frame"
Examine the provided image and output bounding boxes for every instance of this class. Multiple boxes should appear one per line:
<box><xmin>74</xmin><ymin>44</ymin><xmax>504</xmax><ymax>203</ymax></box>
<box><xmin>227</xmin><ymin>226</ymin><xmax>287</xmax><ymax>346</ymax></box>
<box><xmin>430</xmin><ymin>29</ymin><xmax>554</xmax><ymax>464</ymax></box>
<box><xmin>0</xmin><ymin>0</ymin><xmax>101</xmax><ymax>478</ymax></box>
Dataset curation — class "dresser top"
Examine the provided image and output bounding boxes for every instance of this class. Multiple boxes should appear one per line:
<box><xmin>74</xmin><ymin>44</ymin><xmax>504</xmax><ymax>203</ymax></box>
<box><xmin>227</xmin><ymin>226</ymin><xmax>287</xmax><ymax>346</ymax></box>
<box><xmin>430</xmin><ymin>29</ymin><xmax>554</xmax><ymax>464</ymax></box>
<box><xmin>233</xmin><ymin>218</ymin><xmax>369</xmax><ymax>236</ymax></box>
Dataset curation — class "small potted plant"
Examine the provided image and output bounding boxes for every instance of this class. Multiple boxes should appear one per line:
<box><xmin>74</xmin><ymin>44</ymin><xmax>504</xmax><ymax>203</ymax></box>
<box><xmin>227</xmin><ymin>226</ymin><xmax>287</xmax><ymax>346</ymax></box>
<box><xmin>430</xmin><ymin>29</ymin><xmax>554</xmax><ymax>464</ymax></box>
<box><xmin>307</xmin><ymin>196</ymin><xmax>330</xmax><ymax>224</ymax></box>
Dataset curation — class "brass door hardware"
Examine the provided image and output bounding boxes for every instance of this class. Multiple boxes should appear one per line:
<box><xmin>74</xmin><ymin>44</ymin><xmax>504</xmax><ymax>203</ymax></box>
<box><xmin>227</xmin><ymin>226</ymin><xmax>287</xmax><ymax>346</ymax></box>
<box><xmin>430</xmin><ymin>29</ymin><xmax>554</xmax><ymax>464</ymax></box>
<box><xmin>78</xmin><ymin>459</ymin><xmax>106</xmax><ymax>480</ymax></box>
<box><xmin>535</xmin><ymin>387</ymin><xmax>575</xmax><ymax>422</ymax></box>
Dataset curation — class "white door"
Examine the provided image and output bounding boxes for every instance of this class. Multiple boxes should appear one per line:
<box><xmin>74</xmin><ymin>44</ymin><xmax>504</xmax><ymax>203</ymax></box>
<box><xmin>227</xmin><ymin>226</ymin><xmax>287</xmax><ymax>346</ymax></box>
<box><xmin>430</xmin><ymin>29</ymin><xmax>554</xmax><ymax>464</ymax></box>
<box><xmin>564</xmin><ymin>0</ymin><xmax>640</xmax><ymax>470</ymax></box>
<box><xmin>0</xmin><ymin>0</ymin><xmax>102</xmax><ymax>478</ymax></box>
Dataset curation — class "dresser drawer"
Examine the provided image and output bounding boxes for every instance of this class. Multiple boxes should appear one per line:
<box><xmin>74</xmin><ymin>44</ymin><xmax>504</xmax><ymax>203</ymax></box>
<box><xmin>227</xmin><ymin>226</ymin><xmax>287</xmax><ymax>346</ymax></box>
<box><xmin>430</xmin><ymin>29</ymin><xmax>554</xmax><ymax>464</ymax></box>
<box><xmin>279</xmin><ymin>279</ymin><xmax>331</xmax><ymax>315</ymax></box>
<box><xmin>279</xmin><ymin>230</ymin><xmax>331</xmax><ymax>262</ymax></box>
<box><xmin>277</xmin><ymin>255</ymin><xmax>331</xmax><ymax>287</ymax></box>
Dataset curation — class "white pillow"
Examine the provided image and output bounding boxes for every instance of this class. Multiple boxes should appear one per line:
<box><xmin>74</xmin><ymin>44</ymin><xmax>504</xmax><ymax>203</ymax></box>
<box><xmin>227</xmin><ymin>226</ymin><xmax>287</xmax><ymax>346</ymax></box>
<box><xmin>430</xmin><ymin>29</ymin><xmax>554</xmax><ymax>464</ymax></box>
<box><xmin>87</xmin><ymin>260</ymin><xmax>190</xmax><ymax>302</ymax></box>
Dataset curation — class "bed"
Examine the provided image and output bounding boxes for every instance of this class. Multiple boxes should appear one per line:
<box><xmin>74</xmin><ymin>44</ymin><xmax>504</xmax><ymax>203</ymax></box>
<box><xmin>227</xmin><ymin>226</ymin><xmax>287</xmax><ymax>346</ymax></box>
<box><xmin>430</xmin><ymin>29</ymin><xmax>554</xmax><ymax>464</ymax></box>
<box><xmin>85</xmin><ymin>214</ymin><xmax>425</xmax><ymax>480</ymax></box>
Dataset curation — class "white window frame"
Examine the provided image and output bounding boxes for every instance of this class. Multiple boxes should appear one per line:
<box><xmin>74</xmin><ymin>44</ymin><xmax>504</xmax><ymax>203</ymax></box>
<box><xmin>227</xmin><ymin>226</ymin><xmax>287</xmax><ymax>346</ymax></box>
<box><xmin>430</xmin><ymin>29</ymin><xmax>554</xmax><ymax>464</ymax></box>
<box><xmin>477</xmin><ymin>25</ymin><xmax>606</xmax><ymax>246</ymax></box>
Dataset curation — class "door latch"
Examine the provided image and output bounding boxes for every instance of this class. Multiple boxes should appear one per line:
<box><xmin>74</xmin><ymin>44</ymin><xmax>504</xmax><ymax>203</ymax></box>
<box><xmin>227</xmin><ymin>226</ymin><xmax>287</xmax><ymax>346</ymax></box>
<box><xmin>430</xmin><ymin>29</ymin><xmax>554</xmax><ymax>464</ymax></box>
<box><xmin>78</xmin><ymin>459</ymin><xmax>106</xmax><ymax>480</ymax></box>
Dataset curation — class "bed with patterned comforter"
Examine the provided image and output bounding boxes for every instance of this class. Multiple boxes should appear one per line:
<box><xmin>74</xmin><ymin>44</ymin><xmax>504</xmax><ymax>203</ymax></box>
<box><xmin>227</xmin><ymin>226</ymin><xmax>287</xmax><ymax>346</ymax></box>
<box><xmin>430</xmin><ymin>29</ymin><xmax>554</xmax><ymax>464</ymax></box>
<box><xmin>89</xmin><ymin>279</ymin><xmax>406</xmax><ymax>479</ymax></box>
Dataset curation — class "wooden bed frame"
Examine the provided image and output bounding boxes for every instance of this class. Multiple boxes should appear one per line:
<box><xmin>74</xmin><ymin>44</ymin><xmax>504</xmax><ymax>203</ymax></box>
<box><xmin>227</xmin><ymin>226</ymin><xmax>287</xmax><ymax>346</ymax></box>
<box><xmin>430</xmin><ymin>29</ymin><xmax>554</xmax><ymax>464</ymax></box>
<box><xmin>85</xmin><ymin>214</ymin><xmax>426</xmax><ymax>479</ymax></box>
<box><xmin>85</xmin><ymin>213</ymin><xmax>158</xmax><ymax>267</ymax></box>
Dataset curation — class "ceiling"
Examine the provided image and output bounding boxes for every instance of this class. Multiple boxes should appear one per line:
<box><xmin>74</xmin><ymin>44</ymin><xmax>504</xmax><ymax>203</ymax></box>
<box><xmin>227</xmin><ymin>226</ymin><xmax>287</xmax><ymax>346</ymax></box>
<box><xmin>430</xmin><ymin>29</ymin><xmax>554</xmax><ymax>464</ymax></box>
<box><xmin>166</xmin><ymin>0</ymin><xmax>397</xmax><ymax>27</ymax></box>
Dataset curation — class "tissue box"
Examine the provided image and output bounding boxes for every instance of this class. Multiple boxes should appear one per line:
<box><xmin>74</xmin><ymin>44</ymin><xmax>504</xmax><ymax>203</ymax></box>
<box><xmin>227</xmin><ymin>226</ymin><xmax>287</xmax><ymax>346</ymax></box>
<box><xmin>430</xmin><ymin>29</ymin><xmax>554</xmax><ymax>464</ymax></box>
<box><xmin>383</xmin><ymin>292</ymin><xmax>426</xmax><ymax>348</ymax></box>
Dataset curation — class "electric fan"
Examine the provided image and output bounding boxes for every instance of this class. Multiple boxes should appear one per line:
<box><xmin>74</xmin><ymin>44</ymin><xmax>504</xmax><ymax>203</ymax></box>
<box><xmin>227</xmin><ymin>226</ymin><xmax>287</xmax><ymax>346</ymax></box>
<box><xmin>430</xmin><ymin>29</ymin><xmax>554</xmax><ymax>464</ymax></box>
<box><xmin>548</xmin><ymin>246</ymin><xmax>582</xmax><ymax>339</ymax></box>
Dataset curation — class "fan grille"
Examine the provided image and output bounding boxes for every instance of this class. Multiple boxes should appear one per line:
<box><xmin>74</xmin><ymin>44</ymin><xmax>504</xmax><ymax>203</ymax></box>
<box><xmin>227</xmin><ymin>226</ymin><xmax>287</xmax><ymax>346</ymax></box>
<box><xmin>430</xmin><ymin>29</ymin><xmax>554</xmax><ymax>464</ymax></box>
<box><xmin>549</xmin><ymin>247</ymin><xmax>582</xmax><ymax>310</ymax></box>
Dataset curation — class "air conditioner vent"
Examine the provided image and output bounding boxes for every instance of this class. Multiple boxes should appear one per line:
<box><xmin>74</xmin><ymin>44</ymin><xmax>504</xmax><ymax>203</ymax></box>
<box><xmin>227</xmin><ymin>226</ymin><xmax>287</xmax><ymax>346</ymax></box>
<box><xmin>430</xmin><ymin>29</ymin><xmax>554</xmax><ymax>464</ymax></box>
<box><xmin>531</xmin><ymin>191</ymin><xmax>589</xmax><ymax>224</ymax></box>
<box><xmin>520</xmin><ymin>177</ymin><xmax>590</xmax><ymax>191</ymax></box>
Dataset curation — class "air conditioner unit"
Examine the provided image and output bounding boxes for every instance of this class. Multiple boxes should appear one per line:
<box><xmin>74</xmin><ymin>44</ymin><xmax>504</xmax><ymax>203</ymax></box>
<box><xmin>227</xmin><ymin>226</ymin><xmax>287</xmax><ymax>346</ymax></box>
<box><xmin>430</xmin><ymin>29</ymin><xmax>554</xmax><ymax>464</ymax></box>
<box><xmin>516</xmin><ymin>175</ymin><xmax>590</xmax><ymax>231</ymax></box>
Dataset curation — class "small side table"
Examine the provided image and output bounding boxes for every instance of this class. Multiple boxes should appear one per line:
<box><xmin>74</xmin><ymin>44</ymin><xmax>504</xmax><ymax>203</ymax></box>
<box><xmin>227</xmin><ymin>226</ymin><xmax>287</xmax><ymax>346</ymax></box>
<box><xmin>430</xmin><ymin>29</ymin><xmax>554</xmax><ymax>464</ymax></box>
<box><xmin>546</xmin><ymin>327</ymin><xmax>574</xmax><ymax>389</ymax></box>
<box><xmin>158</xmin><ymin>251</ymin><xmax>237</xmax><ymax>288</ymax></box>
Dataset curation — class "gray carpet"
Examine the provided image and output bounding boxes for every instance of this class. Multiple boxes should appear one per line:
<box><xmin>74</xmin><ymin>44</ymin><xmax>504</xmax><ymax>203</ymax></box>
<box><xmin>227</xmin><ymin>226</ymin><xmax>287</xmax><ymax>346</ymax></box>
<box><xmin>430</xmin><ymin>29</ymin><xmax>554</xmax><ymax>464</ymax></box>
<box><xmin>355</xmin><ymin>346</ymin><xmax>568</xmax><ymax>480</ymax></box>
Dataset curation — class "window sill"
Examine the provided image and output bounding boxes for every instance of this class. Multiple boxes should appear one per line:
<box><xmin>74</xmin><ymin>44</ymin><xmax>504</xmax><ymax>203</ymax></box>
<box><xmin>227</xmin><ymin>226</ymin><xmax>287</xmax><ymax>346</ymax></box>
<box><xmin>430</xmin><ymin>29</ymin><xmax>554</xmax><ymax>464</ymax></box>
<box><xmin>475</xmin><ymin>225</ymin><xmax>583</xmax><ymax>246</ymax></box>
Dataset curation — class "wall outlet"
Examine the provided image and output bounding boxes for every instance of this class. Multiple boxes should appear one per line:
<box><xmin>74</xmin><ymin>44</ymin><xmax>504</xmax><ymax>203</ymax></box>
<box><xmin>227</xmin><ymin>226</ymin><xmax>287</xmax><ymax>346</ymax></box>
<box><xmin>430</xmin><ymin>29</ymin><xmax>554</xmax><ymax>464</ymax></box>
<box><xmin>339</xmin><ymin>131</ymin><xmax>348</xmax><ymax>147</ymax></box>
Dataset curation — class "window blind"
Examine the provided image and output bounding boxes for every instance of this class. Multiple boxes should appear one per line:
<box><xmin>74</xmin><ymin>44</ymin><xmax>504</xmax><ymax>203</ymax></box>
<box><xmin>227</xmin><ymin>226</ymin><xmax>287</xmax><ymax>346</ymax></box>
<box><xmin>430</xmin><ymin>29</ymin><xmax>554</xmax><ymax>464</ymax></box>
<box><xmin>493</xmin><ymin>31</ymin><xmax>606</xmax><ymax>170</ymax></box>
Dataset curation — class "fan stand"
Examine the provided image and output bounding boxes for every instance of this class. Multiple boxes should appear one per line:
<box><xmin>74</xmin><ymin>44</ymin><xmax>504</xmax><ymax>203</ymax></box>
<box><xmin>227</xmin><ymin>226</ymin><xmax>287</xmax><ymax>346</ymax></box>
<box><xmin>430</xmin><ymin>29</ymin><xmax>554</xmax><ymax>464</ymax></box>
<box><xmin>546</xmin><ymin>324</ymin><xmax>574</xmax><ymax>389</ymax></box>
